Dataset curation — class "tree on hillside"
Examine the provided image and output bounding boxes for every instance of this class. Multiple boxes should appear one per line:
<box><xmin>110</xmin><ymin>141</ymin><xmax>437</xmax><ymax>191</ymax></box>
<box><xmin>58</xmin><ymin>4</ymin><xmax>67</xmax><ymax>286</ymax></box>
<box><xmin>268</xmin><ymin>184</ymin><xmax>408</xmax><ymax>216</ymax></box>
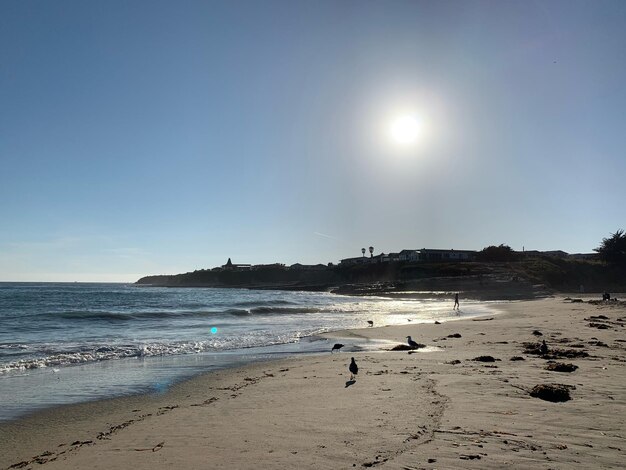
<box><xmin>476</xmin><ymin>244</ymin><xmax>519</xmax><ymax>262</ymax></box>
<box><xmin>595</xmin><ymin>229</ymin><xmax>626</xmax><ymax>267</ymax></box>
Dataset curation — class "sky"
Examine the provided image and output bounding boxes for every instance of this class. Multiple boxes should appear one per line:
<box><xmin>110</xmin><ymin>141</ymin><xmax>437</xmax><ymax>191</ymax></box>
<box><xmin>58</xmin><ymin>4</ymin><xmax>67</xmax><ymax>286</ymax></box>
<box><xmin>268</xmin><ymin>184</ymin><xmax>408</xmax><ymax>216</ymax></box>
<box><xmin>1</xmin><ymin>0</ymin><xmax>625</xmax><ymax>282</ymax></box>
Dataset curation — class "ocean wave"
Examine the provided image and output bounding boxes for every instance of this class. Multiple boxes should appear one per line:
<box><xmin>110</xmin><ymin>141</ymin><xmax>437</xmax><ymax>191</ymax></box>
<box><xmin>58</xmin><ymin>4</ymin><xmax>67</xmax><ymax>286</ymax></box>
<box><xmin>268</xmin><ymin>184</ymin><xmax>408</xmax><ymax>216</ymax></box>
<box><xmin>0</xmin><ymin>334</ymin><xmax>307</xmax><ymax>374</ymax></box>
<box><xmin>0</xmin><ymin>344</ymin><xmax>29</xmax><ymax>350</ymax></box>
<box><xmin>51</xmin><ymin>310</ymin><xmax>227</xmax><ymax>321</ymax></box>
<box><xmin>50</xmin><ymin>306</ymin><xmax>328</xmax><ymax>321</ymax></box>
<box><xmin>55</xmin><ymin>311</ymin><xmax>137</xmax><ymax>321</ymax></box>
<box><xmin>248</xmin><ymin>306</ymin><xmax>324</xmax><ymax>314</ymax></box>
<box><xmin>0</xmin><ymin>344</ymin><xmax>30</xmax><ymax>359</ymax></box>
<box><xmin>222</xmin><ymin>308</ymin><xmax>251</xmax><ymax>316</ymax></box>
<box><xmin>231</xmin><ymin>299</ymin><xmax>295</xmax><ymax>308</ymax></box>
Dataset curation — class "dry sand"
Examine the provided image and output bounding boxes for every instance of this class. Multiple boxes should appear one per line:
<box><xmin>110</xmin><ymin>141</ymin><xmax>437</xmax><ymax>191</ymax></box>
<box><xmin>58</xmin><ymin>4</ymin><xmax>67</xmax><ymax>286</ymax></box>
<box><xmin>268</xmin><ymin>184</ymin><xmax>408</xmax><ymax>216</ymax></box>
<box><xmin>1</xmin><ymin>296</ymin><xmax>625</xmax><ymax>469</ymax></box>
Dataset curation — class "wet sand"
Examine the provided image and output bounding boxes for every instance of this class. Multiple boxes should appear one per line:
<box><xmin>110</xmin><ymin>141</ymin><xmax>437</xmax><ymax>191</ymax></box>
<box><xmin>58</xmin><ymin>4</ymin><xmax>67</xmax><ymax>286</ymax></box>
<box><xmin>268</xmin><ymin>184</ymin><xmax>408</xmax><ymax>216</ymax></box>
<box><xmin>1</xmin><ymin>296</ymin><xmax>625</xmax><ymax>469</ymax></box>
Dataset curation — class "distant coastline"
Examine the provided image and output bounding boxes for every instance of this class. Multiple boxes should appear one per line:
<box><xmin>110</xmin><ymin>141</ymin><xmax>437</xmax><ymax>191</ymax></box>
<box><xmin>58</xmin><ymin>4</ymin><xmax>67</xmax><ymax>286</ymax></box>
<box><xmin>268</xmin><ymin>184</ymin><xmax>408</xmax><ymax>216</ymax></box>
<box><xmin>136</xmin><ymin>256</ymin><xmax>626</xmax><ymax>300</ymax></box>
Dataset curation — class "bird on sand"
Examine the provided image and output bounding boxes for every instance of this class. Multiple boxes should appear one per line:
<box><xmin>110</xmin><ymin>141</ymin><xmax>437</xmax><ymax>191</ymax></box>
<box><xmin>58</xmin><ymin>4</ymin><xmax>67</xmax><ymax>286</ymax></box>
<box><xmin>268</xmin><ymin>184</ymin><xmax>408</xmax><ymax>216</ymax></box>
<box><xmin>406</xmin><ymin>336</ymin><xmax>419</xmax><ymax>349</ymax></box>
<box><xmin>331</xmin><ymin>343</ymin><xmax>344</xmax><ymax>353</ymax></box>
<box><xmin>367</xmin><ymin>320</ymin><xmax>374</xmax><ymax>327</ymax></box>
<box><xmin>540</xmin><ymin>340</ymin><xmax>548</xmax><ymax>355</ymax></box>
<box><xmin>349</xmin><ymin>357</ymin><xmax>358</xmax><ymax>380</ymax></box>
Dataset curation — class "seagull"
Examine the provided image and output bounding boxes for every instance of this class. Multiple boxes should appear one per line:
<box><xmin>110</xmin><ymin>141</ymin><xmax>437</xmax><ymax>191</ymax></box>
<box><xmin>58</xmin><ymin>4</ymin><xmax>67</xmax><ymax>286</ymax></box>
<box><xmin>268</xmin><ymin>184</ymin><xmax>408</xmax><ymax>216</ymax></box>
<box><xmin>407</xmin><ymin>336</ymin><xmax>419</xmax><ymax>349</ymax></box>
<box><xmin>349</xmin><ymin>357</ymin><xmax>358</xmax><ymax>380</ymax></box>
<box><xmin>367</xmin><ymin>320</ymin><xmax>374</xmax><ymax>327</ymax></box>
<box><xmin>331</xmin><ymin>343</ymin><xmax>344</xmax><ymax>353</ymax></box>
<box><xmin>540</xmin><ymin>340</ymin><xmax>548</xmax><ymax>355</ymax></box>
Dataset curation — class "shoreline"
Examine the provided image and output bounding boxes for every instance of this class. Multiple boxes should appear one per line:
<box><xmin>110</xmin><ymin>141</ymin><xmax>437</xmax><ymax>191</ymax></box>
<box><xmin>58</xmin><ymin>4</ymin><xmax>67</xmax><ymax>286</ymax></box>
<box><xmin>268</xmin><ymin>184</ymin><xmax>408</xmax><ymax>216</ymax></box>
<box><xmin>2</xmin><ymin>295</ymin><xmax>625</xmax><ymax>469</ymax></box>
<box><xmin>0</xmin><ymin>297</ymin><xmax>502</xmax><ymax>422</ymax></box>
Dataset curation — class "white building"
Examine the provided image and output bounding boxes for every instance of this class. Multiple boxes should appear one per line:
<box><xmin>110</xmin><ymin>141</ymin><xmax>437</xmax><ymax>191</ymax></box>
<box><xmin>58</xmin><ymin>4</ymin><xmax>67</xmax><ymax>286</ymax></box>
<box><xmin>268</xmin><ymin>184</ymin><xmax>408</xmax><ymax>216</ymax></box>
<box><xmin>398</xmin><ymin>250</ymin><xmax>420</xmax><ymax>262</ymax></box>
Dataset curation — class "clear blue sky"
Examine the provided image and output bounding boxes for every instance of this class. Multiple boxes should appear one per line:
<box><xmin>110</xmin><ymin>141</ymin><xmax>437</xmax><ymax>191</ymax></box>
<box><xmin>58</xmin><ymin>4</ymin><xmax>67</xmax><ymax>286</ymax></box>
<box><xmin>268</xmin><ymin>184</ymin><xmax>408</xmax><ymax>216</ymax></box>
<box><xmin>1</xmin><ymin>0</ymin><xmax>625</xmax><ymax>282</ymax></box>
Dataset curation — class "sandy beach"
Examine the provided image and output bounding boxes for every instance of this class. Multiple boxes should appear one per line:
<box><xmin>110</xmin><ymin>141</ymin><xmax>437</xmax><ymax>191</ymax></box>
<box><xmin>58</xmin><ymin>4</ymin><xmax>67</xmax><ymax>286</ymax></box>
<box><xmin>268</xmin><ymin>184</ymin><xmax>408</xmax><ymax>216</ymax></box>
<box><xmin>2</xmin><ymin>296</ymin><xmax>625</xmax><ymax>469</ymax></box>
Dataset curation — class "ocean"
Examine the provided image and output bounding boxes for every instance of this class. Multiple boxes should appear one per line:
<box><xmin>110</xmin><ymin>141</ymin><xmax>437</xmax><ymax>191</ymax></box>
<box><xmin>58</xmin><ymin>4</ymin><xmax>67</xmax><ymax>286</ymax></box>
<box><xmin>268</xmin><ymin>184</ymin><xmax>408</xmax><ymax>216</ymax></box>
<box><xmin>0</xmin><ymin>282</ymin><xmax>501</xmax><ymax>421</ymax></box>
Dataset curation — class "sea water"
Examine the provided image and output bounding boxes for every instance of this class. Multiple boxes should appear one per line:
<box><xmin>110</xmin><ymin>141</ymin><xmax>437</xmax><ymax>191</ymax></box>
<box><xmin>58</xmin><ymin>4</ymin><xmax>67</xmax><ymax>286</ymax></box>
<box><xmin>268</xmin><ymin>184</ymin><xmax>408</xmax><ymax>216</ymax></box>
<box><xmin>0</xmin><ymin>282</ymin><xmax>501</xmax><ymax>421</ymax></box>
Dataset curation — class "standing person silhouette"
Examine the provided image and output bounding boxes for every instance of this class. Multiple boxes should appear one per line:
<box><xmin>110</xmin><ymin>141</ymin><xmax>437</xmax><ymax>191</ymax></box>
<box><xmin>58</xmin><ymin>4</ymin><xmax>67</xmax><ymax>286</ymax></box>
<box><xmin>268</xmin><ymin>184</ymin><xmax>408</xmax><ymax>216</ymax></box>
<box><xmin>454</xmin><ymin>293</ymin><xmax>459</xmax><ymax>310</ymax></box>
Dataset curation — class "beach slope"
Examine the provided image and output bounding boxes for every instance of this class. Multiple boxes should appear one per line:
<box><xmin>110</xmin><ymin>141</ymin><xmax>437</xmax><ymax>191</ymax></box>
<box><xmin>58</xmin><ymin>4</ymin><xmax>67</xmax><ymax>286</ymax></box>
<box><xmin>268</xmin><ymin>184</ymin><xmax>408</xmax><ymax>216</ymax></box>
<box><xmin>1</xmin><ymin>297</ymin><xmax>625</xmax><ymax>469</ymax></box>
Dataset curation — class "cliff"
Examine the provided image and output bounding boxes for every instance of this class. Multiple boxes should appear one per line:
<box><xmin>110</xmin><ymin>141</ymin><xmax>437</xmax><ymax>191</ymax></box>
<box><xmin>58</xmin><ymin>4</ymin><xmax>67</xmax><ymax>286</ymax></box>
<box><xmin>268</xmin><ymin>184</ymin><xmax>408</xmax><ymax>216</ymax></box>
<box><xmin>136</xmin><ymin>258</ymin><xmax>626</xmax><ymax>298</ymax></box>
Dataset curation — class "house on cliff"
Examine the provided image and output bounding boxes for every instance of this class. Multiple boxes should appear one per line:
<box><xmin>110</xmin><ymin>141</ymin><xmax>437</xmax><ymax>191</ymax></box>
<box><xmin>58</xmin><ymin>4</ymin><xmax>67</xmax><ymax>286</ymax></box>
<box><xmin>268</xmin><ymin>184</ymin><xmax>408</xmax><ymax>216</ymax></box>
<box><xmin>417</xmin><ymin>248</ymin><xmax>476</xmax><ymax>262</ymax></box>
<box><xmin>340</xmin><ymin>248</ymin><xmax>476</xmax><ymax>265</ymax></box>
<box><xmin>221</xmin><ymin>258</ymin><xmax>252</xmax><ymax>270</ymax></box>
<box><xmin>339</xmin><ymin>256</ymin><xmax>372</xmax><ymax>266</ymax></box>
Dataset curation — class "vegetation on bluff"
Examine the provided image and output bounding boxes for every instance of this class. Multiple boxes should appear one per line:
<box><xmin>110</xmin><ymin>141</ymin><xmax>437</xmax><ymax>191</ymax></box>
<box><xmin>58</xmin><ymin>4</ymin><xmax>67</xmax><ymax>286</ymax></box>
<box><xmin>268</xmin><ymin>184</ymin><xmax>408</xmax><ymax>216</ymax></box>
<box><xmin>476</xmin><ymin>244</ymin><xmax>519</xmax><ymax>262</ymax></box>
<box><xmin>595</xmin><ymin>229</ymin><xmax>626</xmax><ymax>267</ymax></box>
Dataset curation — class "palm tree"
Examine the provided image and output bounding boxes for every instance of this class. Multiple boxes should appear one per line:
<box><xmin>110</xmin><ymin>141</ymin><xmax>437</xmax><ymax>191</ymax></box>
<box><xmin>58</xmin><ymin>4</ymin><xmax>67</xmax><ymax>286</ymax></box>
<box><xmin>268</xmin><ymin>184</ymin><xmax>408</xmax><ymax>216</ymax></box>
<box><xmin>369</xmin><ymin>246</ymin><xmax>374</xmax><ymax>258</ymax></box>
<box><xmin>595</xmin><ymin>229</ymin><xmax>626</xmax><ymax>266</ymax></box>
<box><xmin>361</xmin><ymin>248</ymin><xmax>366</xmax><ymax>257</ymax></box>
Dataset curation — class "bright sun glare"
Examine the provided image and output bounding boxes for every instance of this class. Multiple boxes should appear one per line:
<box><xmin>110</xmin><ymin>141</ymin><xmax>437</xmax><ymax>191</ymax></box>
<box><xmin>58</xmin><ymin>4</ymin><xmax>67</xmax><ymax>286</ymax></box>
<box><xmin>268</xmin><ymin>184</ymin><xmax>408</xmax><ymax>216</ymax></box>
<box><xmin>389</xmin><ymin>115</ymin><xmax>421</xmax><ymax>145</ymax></box>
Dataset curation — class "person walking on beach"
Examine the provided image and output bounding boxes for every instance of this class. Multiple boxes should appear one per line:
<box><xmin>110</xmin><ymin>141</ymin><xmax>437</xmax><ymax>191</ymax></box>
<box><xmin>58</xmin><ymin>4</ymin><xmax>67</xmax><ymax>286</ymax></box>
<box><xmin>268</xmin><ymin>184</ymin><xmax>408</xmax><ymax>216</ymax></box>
<box><xmin>453</xmin><ymin>293</ymin><xmax>459</xmax><ymax>310</ymax></box>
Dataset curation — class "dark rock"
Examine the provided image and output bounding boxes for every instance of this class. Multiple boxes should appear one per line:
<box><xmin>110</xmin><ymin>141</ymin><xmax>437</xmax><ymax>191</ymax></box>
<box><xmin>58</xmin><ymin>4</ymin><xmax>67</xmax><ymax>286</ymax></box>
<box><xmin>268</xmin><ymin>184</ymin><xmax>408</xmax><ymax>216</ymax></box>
<box><xmin>532</xmin><ymin>330</ymin><xmax>543</xmax><ymax>336</ymax></box>
<box><xmin>510</xmin><ymin>356</ymin><xmax>525</xmax><ymax>361</ymax></box>
<box><xmin>391</xmin><ymin>343</ymin><xmax>425</xmax><ymax>351</ymax></box>
<box><xmin>447</xmin><ymin>333</ymin><xmax>462</xmax><ymax>338</ymax></box>
<box><xmin>473</xmin><ymin>355</ymin><xmax>499</xmax><ymax>362</ymax></box>
<box><xmin>524</xmin><ymin>343</ymin><xmax>542</xmax><ymax>354</ymax></box>
<box><xmin>434</xmin><ymin>321</ymin><xmax>441</xmax><ymax>325</ymax></box>
<box><xmin>523</xmin><ymin>342</ymin><xmax>589</xmax><ymax>359</ymax></box>
<box><xmin>588</xmin><ymin>323</ymin><xmax>610</xmax><ymax>329</ymax></box>
<box><xmin>559</xmin><ymin>349</ymin><xmax>589</xmax><ymax>358</ymax></box>
<box><xmin>529</xmin><ymin>384</ymin><xmax>573</xmax><ymax>402</ymax></box>
<box><xmin>545</xmin><ymin>362</ymin><xmax>578</xmax><ymax>373</ymax></box>
<box><xmin>447</xmin><ymin>359</ymin><xmax>461</xmax><ymax>365</ymax></box>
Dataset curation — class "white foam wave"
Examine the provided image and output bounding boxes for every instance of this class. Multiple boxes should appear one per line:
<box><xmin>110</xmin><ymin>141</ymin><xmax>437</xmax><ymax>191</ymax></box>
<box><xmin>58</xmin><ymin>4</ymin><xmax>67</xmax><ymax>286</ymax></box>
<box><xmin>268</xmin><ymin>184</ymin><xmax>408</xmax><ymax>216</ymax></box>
<box><xmin>0</xmin><ymin>332</ymin><xmax>311</xmax><ymax>374</ymax></box>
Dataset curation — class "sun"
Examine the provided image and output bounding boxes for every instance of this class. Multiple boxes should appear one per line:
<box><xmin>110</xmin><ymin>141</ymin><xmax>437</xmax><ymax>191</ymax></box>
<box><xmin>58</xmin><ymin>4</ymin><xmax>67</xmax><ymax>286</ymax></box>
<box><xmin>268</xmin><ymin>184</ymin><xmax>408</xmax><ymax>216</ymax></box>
<box><xmin>389</xmin><ymin>115</ymin><xmax>422</xmax><ymax>145</ymax></box>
